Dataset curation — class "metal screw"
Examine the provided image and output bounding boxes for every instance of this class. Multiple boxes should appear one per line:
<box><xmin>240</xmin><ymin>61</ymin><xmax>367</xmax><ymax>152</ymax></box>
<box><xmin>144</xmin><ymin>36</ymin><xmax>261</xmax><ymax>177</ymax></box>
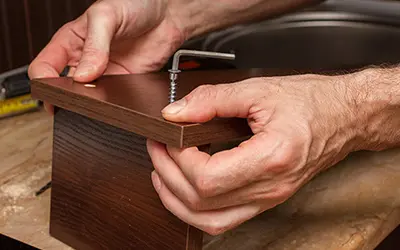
<box><xmin>168</xmin><ymin>50</ymin><xmax>235</xmax><ymax>103</ymax></box>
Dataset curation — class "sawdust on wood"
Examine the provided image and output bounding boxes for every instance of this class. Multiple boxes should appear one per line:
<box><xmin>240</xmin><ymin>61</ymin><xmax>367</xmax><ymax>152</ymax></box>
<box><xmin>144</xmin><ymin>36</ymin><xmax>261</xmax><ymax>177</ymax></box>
<box><xmin>0</xmin><ymin>165</ymin><xmax>50</xmax><ymax>219</ymax></box>
<box><xmin>2</xmin><ymin>205</ymin><xmax>24</xmax><ymax>217</ymax></box>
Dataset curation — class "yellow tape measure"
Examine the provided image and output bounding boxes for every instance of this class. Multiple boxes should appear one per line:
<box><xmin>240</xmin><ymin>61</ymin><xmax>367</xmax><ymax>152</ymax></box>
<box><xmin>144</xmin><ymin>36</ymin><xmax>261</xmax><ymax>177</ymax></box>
<box><xmin>0</xmin><ymin>94</ymin><xmax>40</xmax><ymax>118</ymax></box>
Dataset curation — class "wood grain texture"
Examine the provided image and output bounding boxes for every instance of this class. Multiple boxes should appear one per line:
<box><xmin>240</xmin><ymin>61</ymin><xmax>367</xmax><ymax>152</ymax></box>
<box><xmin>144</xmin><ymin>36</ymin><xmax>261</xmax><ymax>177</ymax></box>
<box><xmin>0</xmin><ymin>0</ymin><xmax>9</xmax><ymax>72</ymax></box>
<box><xmin>0</xmin><ymin>0</ymin><xmax>30</xmax><ymax>70</ymax></box>
<box><xmin>30</xmin><ymin>69</ymin><xmax>299</xmax><ymax>147</ymax></box>
<box><xmin>25</xmin><ymin>0</ymin><xmax>93</xmax><ymax>58</ymax></box>
<box><xmin>26</xmin><ymin>0</ymin><xmax>56</xmax><ymax>57</ymax></box>
<box><xmin>50</xmin><ymin>108</ymin><xmax>203</xmax><ymax>250</ymax></box>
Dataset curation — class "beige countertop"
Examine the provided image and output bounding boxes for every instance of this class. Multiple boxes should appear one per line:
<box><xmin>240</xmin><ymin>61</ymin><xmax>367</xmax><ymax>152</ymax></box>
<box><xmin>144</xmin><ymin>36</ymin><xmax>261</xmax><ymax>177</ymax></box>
<box><xmin>1</xmin><ymin>108</ymin><xmax>399</xmax><ymax>250</ymax></box>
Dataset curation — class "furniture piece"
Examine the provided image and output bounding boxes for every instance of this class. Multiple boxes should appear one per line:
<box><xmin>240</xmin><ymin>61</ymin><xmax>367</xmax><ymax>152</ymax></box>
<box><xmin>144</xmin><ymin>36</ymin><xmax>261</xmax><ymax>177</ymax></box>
<box><xmin>30</xmin><ymin>69</ymin><xmax>283</xmax><ymax>249</ymax></box>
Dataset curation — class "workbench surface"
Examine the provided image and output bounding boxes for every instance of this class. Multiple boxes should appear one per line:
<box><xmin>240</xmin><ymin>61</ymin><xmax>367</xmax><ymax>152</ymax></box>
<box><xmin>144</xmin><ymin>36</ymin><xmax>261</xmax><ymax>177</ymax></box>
<box><xmin>1</xmin><ymin>108</ymin><xmax>399</xmax><ymax>250</ymax></box>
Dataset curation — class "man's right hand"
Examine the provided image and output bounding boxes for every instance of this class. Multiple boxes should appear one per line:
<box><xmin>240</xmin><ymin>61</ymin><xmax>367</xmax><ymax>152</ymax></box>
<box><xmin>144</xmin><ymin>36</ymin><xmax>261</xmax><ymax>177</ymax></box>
<box><xmin>28</xmin><ymin>0</ymin><xmax>322</xmax><ymax>114</ymax></box>
<box><xmin>28</xmin><ymin>0</ymin><xmax>187</xmax><ymax>113</ymax></box>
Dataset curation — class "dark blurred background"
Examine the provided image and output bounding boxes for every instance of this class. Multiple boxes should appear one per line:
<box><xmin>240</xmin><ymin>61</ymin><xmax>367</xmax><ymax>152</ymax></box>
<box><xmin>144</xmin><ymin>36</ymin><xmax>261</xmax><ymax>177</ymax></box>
<box><xmin>0</xmin><ymin>0</ymin><xmax>94</xmax><ymax>74</ymax></box>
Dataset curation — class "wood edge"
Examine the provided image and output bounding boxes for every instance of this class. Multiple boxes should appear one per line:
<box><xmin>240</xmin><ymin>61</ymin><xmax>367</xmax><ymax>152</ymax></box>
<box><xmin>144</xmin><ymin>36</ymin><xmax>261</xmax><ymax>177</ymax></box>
<box><xmin>186</xmin><ymin>225</ymin><xmax>204</xmax><ymax>250</ymax></box>
<box><xmin>31</xmin><ymin>79</ymin><xmax>252</xmax><ymax>148</ymax></box>
<box><xmin>181</xmin><ymin>119</ymin><xmax>252</xmax><ymax>148</ymax></box>
<box><xmin>183</xmin><ymin>144</ymin><xmax>211</xmax><ymax>250</ymax></box>
<box><xmin>30</xmin><ymin>80</ymin><xmax>183</xmax><ymax>147</ymax></box>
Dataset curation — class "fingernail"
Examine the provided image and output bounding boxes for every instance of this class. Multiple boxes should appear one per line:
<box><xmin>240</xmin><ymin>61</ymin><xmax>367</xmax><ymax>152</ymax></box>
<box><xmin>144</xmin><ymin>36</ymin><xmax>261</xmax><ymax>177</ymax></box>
<box><xmin>151</xmin><ymin>171</ymin><xmax>161</xmax><ymax>192</ymax></box>
<box><xmin>74</xmin><ymin>64</ymin><xmax>95</xmax><ymax>78</ymax></box>
<box><xmin>162</xmin><ymin>99</ymin><xmax>187</xmax><ymax>114</ymax></box>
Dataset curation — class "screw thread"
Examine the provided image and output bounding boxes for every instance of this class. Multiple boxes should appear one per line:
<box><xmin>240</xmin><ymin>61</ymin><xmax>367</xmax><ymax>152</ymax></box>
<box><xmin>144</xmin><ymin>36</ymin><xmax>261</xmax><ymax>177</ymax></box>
<box><xmin>169</xmin><ymin>79</ymin><xmax>177</xmax><ymax>103</ymax></box>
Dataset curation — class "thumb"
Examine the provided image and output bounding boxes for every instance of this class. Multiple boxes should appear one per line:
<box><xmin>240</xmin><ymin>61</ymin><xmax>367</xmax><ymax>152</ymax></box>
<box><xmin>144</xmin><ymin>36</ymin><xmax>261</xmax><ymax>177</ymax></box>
<box><xmin>161</xmin><ymin>83</ymin><xmax>254</xmax><ymax>123</ymax></box>
<box><xmin>73</xmin><ymin>5</ymin><xmax>118</xmax><ymax>82</ymax></box>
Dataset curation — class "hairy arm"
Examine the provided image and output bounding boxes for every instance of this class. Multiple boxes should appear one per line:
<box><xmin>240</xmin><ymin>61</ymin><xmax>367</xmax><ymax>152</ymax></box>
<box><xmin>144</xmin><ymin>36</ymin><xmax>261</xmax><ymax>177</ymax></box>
<box><xmin>168</xmin><ymin>0</ymin><xmax>324</xmax><ymax>39</ymax></box>
<box><xmin>350</xmin><ymin>67</ymin><xmax>400</xmax><ymax>151</ymax></box>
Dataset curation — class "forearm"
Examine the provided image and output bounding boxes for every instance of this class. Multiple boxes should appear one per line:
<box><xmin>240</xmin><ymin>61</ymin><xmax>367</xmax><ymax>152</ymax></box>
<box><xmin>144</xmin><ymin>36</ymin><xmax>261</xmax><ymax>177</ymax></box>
<box><xmin>168</xmin><ymin>0</ymin><xmax>324</xmax><ymax>39</ymax></box>
<box><xmin>349</xmin><ymin>67</ymin><xmax>400</xmax><ymax>151</ymax></box>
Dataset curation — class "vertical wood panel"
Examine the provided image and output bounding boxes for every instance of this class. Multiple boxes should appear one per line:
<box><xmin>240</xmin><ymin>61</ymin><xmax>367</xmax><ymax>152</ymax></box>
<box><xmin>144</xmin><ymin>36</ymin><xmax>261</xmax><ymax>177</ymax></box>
<box><xmin>50</xmin><ymin>0</ymin><xmax>70</xmax><ymax>35</ymax></box>
<box><xmin>27</xmin><ymin>0</ymin><xmax>52</xmax><ymax>58</ymax></box>
<box><xmin>50</xmin><ymin>109</ymin><xmax>202</xmax><ymax>250</ymax></box>
<box><xmin>0</xmin><ymin>0</ymin><xmax>94</xmax><ymax>73</ymax></box>
<box><xmin>27</xmin><ymin>0</ymin><xmax>93</xmax><ymax>58</ymax></box>
<box><xmin>0</xmin><ymin>0</ymin><xmax>30</xmax><ymax>72</ymax></box>
<box><xmin>5</xmin><ymin>0</ymin><xmax>30</xmax><ymax>68</ymax></box>
<box><xmin>0</xmin><ymin>0</ymin><xmax>11</xmax><ymax>72</ymax></box>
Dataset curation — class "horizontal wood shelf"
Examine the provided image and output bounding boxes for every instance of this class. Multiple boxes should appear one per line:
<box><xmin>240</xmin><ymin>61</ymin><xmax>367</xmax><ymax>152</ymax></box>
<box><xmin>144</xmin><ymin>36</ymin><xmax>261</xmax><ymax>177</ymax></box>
<box><xmin>30</xmin><ymin>69</ymin><xmax>286</xmax><ymax>147</ymax></box>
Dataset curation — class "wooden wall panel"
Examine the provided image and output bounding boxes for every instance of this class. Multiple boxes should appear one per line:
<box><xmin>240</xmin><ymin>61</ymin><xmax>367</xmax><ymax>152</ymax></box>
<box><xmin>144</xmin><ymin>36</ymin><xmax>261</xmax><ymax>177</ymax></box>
<box><xmin>0</xmin><ymin>0</ymin><xmax>94</xmax><ymax>74</ymax></box>
<box><xmin>27</xmin><ymin>0</ymin><xmax>93</xmax><ymax>60</ymax></box>
<box><xmin>0</xmin><ymin>0</ymin><xmax>10</xmax><ymax>72</ymax></box>
<box><xmin>0</xmin><ymin>0</ymin><xmax>30</xmax><ymax>72</ymax></box>
<box><xmin>26</xmin><ymin>0</ymin><xmax>52</xmax><ymax>59</ymax></box>
<box><xmin>5</xmin><ymin>0</ymin><xmax>30</xmax><ymax>68</ymax></box>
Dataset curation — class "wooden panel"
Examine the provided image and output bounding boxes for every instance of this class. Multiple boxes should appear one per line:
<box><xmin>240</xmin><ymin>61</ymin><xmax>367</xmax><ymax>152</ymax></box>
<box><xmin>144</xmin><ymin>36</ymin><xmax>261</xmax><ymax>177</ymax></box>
<box><xmin>0</xmin><ymin>0</ymin><xmax>93</xmax><ymax>73</ymax></box>
<box><xmin>26</xmin><ymin>0</ymin><xmax>93</xmax><ymax>58</ymax></box>
<box><xmin>30</xmin><ymin>69</ymin><xmax>299</xmax><ymax>147</ymax></box>
<box><xmin>50</xmin><ymin>0</ymin><xmax>93</xmax><ymax>36</ymax></box>
<box><xmin>26</xmin><ymin>0</ymin><xmax>54</xmax><ymax>57</ymax></box>
<box><xmin>51</xmin><ymin>108</ymin><xmax>203</xmax><ymax>250</ymax></box>
<box><xmin>0</xmin><ymin>0</ymin><xmax>30</xmax><ymax>71</ymax></box>
<box><xmin>50</xmin><ymin>0</ymin><xmax>73</xmax><ymax>33</ymax></box>
<box><xmin>0</xmin><ymin>0</ymin><xmax>10</xmax><ymax>72</ymax></box>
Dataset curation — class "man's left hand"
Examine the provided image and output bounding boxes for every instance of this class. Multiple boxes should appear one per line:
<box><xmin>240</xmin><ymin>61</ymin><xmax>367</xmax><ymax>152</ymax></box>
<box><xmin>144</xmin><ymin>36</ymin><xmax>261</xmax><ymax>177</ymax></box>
<box><xmin>146</xmin><ymin>73</ymin><xmax>365</xmax><ymax>235</ymax></box>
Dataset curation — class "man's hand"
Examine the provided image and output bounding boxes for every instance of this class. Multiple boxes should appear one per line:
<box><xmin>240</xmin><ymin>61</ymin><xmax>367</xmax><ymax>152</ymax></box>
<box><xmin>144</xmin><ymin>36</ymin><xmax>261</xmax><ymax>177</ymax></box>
<box><xmin>28</xmin><ymin>0</ymin><xmax>321</xmax><ymax>114</ymax></box>
<box><xmin>146</xmin><ymin>70</ymin><xmax>397</xmax><ymax>235</ymax></box>
<box><xmin>28</xmin><ymin>0</ymin><xmax>186</xmax><ymax>113</ymax></box>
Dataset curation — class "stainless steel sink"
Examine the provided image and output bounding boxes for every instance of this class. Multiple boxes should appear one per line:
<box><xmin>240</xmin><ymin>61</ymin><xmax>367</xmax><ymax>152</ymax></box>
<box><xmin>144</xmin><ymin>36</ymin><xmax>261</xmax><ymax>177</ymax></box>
<box><xmin>183</xmin><ymin>0</ymin><xmax>400</xmax><ymax>72</ymax></box>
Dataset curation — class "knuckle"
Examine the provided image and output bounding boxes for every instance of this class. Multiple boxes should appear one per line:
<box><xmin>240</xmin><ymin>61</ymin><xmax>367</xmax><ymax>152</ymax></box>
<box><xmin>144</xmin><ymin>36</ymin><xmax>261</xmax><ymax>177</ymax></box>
<box><xmin>202</xmin><ymin>220</ymin><xmax>229</xmax><ymax>236</ymax></box>
<box><xmin>191</xmin><ymin>84</ymin><xmax>216</xmax><ymax>100</ymax></box>
<box><xmin>82</xmin><ymin>45</ymin><xmax>104</xmax><ymax>59</ymax></box>
<box><xmin>88</xmin><ymin>1</ymin><xmax>115</xmax><ymax>17</ymax></box>
<box><xmin>267</xmin><ymin>146</ymin><xmax>294</xmax><ymax>174</ymax></box>
<box><xmin>194</xmin><ymin>175</ymin><xmax>216</xmax><ymax>198</ymax></box>
<box><xmin>272</xmin><ymin>185</ymin><xmax>294</xmax><ymax>204</ymax></box>
<box><xmin>184</xmin><ymin>196</ymin><xmax>204</xmax><ymax>211</ymax></box>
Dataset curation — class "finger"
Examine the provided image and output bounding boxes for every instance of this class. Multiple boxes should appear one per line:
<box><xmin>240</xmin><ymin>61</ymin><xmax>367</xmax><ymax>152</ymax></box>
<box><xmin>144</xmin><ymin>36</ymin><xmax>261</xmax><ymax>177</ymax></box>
<box><xmin>104</xmin><ymin>62</ymin><xmax>131</xmax><ymax>75</ymax></box>
<box><xmin>167</xmin><ymin>132</ymin><xmax>284</xmax><ymax>198</ymax></box>
<box><xmin>151</xmin><ymin>170</ymin><xmax>265</xmax><ymax>236</ymax></box>
<box><xmin>43</xmin><ymin>102</ymin><xmax>54</xmax><ymax>115</ymax></box>
<box><xmin>147</xmin><ymin>139</ymin><xmax>200</xmax><ymax>206</ymax></box>
<box><xmin>161</xmin><ymin>81</ymin><xmax>257</xmax><ymax>123</ymax></box>
<box><xmin>28</xmin><ymin>30</ymin><xmax>79</xmax><ymax>79</ymax></box>
<box><xmin>147</xmin><ymin>139</ymin><xmax>286</xmax><ymax>211</ymax></box>
<box><xmin>73</xmin><ymin>4</ymin><xmax>118</xmax><ymax>82</ymax></box>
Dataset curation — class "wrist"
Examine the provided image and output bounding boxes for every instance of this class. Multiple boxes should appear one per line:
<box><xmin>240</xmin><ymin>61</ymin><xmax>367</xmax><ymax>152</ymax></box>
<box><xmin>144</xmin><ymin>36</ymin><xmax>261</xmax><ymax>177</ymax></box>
<box><xmin>346</xmin><ymin>67</ymin><xmax>400</xmax><ymax>151</ymax></box>
<box><xmin>167</xmin><ymin>0</ymin><xmax>247</xmax><ymax>39</ymax></box>
<box><xmin>167</xmin><ymin>0</ymin><xmax>322</xmax><ymax>40</ymax></box>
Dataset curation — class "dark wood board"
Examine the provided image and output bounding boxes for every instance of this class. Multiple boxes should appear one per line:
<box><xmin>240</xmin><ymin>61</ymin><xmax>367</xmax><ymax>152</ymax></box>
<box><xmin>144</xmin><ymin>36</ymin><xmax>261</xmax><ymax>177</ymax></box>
<box><xmin>51</xmin><ymin>108</ymin><xmax>204</xmax><ymax>250</ymax></box>
<box><xmin>0</xmin><ymin>0</ymin><xmax>10</xmax><ymax>72</ymax></box>
<box><xmin>31</xmin><ymin>69</ymin><xmax>297</xmax><ymax>147</ymax></box>
<box><xmin>0</xmin><ymin>0</ymin><xmax>30</xmax><ymax>70</ymax></box>
<box><xmin>25</xmin><ymin>0</ymin><xmax>52</xmax><ymax>58</ymax></box>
